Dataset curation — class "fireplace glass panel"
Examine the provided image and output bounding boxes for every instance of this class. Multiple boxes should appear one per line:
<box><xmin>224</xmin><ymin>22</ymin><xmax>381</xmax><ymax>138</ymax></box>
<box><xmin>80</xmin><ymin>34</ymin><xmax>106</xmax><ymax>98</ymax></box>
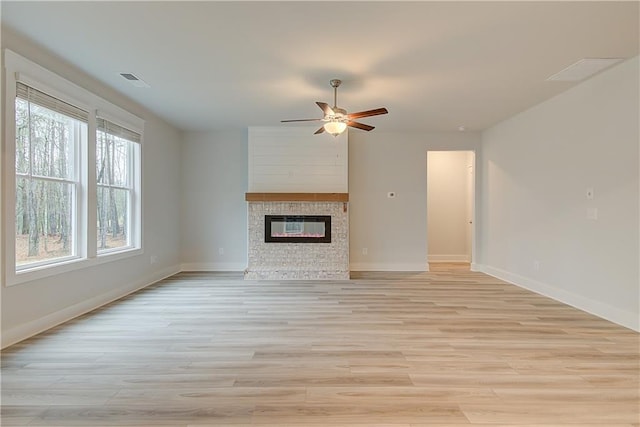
<box><xmin>265</xmin><ymin>215</ymin><xmax>331</xmax><ymax>243</ymax></box>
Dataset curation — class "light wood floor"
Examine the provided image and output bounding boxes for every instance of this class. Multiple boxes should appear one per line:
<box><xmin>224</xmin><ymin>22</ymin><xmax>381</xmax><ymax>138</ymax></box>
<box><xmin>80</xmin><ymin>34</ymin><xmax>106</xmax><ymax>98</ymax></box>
<box><xmin>2</xmin><ymin>269</ymin><xmax>639</xmax><ymax>426</ymax></box>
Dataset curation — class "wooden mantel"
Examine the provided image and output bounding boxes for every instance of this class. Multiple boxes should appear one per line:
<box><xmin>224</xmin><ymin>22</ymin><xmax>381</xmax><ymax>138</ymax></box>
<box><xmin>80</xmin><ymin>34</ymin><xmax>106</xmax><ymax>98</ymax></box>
<box><xmin>245</xmin><ymin>193</ymin><xmax>349</xmax><ymax>202</ymax></box>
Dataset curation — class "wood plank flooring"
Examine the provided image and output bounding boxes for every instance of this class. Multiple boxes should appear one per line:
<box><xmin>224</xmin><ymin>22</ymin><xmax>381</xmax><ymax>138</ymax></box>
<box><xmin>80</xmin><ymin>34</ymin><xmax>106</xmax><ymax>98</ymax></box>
<box><xmin>2</xmin><ymin>268</ymin><xmax>639</xmax><ymax>426</ymax></box>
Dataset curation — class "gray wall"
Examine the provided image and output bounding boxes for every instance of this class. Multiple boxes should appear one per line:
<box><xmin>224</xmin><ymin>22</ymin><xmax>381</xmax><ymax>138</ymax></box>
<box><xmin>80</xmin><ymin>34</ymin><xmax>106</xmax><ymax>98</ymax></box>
<box><xmin>180</xmin><ymin>130</ymin><xmax>248</xmax><ymax>271</ymax></box>
<box><xmin>478</xmin><ymin>57</ymin><xmax>639</xmax><ymax>330</ymax></box>
<box><xmin>1</xmin><ymin>29</ymin><xmax>183</xmax><ymax>347</ymax></box>
<box><xmin>178</xmin><ymin>129</ymin><xmax>481</xmax><ymax>273</ymax></box>
<box><xmin>348</xmin><ymin>131</ymin><xmax>481</xmax><ymax>270</ymax></box>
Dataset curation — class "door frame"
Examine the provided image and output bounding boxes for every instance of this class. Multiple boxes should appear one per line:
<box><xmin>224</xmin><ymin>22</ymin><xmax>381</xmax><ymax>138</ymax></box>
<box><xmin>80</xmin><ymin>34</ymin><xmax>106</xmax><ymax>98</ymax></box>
<box><xmin>426</xmin><ymin>150</ymin><xmax>477</xmax><ymax>269</ymax></box>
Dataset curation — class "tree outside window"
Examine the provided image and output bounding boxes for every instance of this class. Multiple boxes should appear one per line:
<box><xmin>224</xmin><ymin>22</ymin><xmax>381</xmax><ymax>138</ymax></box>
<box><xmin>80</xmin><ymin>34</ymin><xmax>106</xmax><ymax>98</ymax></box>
<box><xmin>96</xmin><ymin>119</ymin><xmax>138</xmax><ymax>253</ymax></box>
<box><xmin>14</xmin><ymin>95</ymin><xmax>84</xmax><ymax>267</ymax></box>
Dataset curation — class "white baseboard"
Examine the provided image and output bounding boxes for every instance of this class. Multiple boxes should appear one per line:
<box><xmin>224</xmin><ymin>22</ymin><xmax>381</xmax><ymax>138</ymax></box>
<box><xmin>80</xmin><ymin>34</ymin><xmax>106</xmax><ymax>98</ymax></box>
<box><xmin>477</xmin><ymin>264</ymin><xmax>640</xmax><ymax>332</ymax></box>
<box><xmin>1</xmin><ymin>264</ymin><xmax>181</xmax><ymax>349</ymax></box>
<box><xmin>349</xmin><ymin>262</ymin><xmax>428</xmax><ymax>272</ymax></box>
<box><xmin>428</xmin><ymin>254</ymin><xmax>471</xmax><ymax>262</ymax></box>
<box><xmin>181</xmin><ymin>262</ymin><xmax>246</xmax><ymax>272</ymax></box>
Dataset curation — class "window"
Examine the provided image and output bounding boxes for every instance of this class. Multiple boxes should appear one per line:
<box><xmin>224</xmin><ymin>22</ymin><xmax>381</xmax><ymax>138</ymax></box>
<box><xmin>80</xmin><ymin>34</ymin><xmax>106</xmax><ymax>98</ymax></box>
<box><xmin>14</xmin><ymin>83</ymin><xmax>87</xmax><ymax>269</ymax></box>
<box><xmin>4</xmin><ymin>50</ymin><xmax>144</xmax><ymax>286</ymax></box>
<box><xmin>96</xmin><ymin>119</ymin><xmax>140</xmax><ymax>253</ymax></box>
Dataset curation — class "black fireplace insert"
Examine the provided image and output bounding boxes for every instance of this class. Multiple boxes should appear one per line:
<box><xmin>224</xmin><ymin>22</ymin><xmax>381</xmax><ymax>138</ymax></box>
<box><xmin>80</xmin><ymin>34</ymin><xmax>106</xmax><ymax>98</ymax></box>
<box><xmin>265</xmin><ymin>215</ymin><xmax>331</xmax><ymax>243</ymax></box>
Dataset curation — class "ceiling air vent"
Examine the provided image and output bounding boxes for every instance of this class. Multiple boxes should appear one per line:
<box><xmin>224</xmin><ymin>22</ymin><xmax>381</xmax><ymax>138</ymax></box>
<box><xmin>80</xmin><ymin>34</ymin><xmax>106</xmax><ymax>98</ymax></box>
<box><xmin>119</xmin><ymin>72</ymin><xmax>150</xmax><ymax>88</ymax></box>
<box><xmin>546</xmin><ymin>58</ymin><xmax>624</xmax><ymax>82</ymax></box>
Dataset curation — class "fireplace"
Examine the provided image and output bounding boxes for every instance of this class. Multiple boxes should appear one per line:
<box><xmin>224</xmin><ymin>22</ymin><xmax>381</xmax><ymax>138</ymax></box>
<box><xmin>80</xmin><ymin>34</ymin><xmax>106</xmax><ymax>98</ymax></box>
<box><xmin>265</xmin><ymin>215</ymin><xmax>331</xmax><ymax>243</ymax></box>
<box><xmin>245</xmin><ymin>193</ymin><xmax>349</xmax><ymax>280</ymax></box>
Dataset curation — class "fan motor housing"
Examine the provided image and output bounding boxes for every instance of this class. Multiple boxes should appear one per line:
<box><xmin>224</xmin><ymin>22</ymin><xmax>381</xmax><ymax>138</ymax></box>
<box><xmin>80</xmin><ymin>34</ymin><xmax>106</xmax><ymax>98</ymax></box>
<box><xmin>331</xmin><ymin>107</ymin><xmax>347</xmax><ymax>117</ymax></box>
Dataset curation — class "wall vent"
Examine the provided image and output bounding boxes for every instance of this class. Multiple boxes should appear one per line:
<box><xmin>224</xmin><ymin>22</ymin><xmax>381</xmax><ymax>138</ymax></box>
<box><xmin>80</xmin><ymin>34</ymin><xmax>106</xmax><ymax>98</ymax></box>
<box><xmin>546</xmin><ymin>58</ymin><xmax>624</xmax><ymax>82</ymax></box>
<box><xmin>119</xmin><ymin>72</ymin><xmax>150</xmax><ymax>88</ymax></box>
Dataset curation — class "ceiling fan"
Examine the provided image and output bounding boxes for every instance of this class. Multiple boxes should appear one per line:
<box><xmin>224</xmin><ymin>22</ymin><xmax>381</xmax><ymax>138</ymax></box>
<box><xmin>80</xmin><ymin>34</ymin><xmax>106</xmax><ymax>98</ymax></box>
<box><xmin>281</xmin><ymin>79</ymin><xmax>388</xmax><ymax>136</ymax></box>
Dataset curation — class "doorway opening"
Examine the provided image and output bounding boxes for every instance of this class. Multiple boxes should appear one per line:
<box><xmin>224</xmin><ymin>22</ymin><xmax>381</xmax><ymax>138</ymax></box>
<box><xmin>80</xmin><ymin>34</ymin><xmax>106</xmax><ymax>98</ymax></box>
<box><xmin>426</xmin><ymin>150</ymin><xmax>475</xmax><ymax>271</ymax></box>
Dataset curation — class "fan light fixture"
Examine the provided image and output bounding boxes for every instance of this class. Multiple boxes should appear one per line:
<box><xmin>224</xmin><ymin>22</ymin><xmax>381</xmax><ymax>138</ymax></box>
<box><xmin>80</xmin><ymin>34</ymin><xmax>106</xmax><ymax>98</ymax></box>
<box><xmin>324</xmin><ymin>120</ymin><xmax>347</xmax><ymax>136</ymax></box>
<box><xmin>281</xmin><ymin>79</ymin><xmax>388</xmax><ymax>136</ymax></box>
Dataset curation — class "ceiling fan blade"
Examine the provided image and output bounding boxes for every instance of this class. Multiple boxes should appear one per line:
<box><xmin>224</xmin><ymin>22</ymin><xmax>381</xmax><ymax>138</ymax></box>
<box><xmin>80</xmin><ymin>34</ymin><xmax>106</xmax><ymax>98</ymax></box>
<box><xmin>280</xmin><ymin>118</ymin><xmax>322</xmax><ymax>123</ymax></box>
<box><xmin>314</xmin><ymin>126</ymin><xmax>325</xmax><ymax>135</ymax></box>
<box><xmin>347</xmin><ymin>121</ymin><xmax>375</xmax><ymax>131</ymax></box>
<box><xmin>347</xmin><ymin>107</ymin><xmax>389</xmax><ymax>120</ymax></box>
<box><xmin>316</xmin><ymin>102</ymin><xmax>335</xmax><ymax>116</ymax></box>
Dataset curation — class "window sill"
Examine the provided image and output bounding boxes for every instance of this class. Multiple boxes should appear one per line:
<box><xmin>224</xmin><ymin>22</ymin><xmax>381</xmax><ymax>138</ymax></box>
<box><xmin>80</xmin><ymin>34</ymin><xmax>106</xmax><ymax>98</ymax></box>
<box><xmin>96</xmin><ymin>247</ymin><xmax>143</xmax><ymax>264</ymax></box>
<box><xmin>6</xmin><ymin>247</ymin><xmax>143</xmax><ymax>287</ymax></box>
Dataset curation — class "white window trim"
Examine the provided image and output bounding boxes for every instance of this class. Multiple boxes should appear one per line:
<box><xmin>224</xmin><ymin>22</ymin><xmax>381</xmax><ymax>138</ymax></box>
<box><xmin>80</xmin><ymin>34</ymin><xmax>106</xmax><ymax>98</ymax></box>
<box><xmin>96</xmin><ymin>134</ymin><xmax>140</xmax><ymax>256</ymax></box>
<box><xmin>13</xmin><ymin>103</ymin><xmax>86</xmax><ymax>274</ymax></box>
<box><xmin>3</xmin><ymin>49</ymin><xmax>144</xmax><ymax>287</ymax></box>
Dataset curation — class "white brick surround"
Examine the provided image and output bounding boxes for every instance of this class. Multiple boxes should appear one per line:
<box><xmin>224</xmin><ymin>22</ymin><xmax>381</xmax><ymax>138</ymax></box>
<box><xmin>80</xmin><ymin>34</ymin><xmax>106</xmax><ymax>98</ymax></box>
<box><xmin>245</xmin><ymin>202</ymin><xmax>349</xmax><ymax>280</ymax></box>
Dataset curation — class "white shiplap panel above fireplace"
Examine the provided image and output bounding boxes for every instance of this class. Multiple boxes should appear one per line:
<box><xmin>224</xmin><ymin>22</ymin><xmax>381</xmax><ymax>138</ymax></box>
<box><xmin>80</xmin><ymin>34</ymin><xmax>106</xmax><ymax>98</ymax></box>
<box><xmin>248</xmin><ymin>127</ymin><xmax>348</xmax><ymax>192</ymax></box>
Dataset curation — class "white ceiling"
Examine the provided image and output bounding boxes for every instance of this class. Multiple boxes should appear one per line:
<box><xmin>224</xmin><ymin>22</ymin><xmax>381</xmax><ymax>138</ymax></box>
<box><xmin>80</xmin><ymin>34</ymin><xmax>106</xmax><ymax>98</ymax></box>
<box><xmin>2</xmin><ymin>1</ymin><xmax>638</xmax><ymax>133</ymax></box>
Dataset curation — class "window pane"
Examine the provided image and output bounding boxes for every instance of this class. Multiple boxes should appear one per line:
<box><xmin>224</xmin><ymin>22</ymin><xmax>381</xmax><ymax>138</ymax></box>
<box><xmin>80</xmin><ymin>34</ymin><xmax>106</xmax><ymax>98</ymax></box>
<box><xmin>15</xmin><ymin>98</ymin><xmax>30</xmax><ymax>175</ymax></box>
<box><xmin>96</xmin><ymin>131</ymin><xmax>130</xmax><ymax>187</ymax></box>
<box><xmin>97</xmin><ymin>186</ymin><xmax>129</xmax><ymax>251</ymax></box>
<box><xmin>15</xmin><ymin>177</ymin><xmax>74</xmax><ymax>266</ymax></box>
<box><xmin>15</xmin><ymin>98</ymin><xmax>78</xmax><ymax>180</ymax></box>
